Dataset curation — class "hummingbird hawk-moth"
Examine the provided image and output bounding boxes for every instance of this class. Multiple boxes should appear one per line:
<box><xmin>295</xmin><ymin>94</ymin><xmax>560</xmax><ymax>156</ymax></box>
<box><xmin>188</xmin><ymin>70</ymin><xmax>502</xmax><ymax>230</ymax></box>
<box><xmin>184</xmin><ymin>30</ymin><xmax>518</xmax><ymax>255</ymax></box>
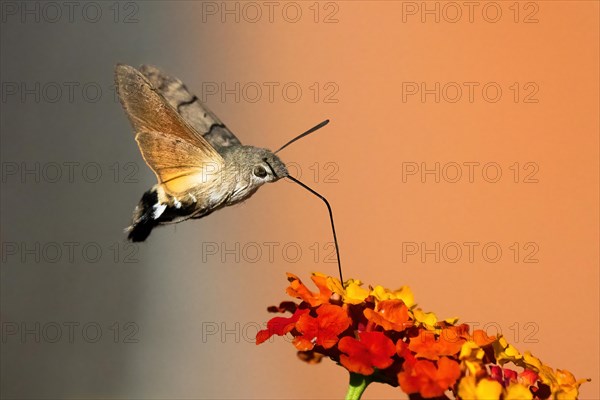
<box><xmin>115</xmin><ymin>64</ymin><xmax>343</xmax><ymax>281</ymax></box>
<box><xmin>116</xmin><ymin>65</ymin><xmax>335</xmax><ymax>236</ymax></box>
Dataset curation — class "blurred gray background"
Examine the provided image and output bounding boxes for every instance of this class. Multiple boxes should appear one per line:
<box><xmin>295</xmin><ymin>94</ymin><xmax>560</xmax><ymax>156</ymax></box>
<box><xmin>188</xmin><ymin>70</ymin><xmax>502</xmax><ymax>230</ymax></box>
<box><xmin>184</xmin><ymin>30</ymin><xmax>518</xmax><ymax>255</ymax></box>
<box><xmin>1</xmin><ymin>3</ymin><xmax>214</xmax><ymax>398</ymax></box>
<box><xmin>2</xmin><ymin>3</ymin><xmax>274</xmax><ymax>399</ymax></box>
<box><xmin>1</xmin><ymin>2</ymin><xmax>355</xmax><ymax>398</ymax></box>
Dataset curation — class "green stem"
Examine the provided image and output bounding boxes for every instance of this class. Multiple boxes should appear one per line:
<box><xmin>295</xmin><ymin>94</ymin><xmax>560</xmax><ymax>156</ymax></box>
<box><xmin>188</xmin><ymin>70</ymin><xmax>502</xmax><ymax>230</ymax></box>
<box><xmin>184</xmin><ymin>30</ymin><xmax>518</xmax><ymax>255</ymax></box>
<box><xmin>345</xmin><ymin>373</ymin><xmax>370</xmax><ymax>400</ymax></box>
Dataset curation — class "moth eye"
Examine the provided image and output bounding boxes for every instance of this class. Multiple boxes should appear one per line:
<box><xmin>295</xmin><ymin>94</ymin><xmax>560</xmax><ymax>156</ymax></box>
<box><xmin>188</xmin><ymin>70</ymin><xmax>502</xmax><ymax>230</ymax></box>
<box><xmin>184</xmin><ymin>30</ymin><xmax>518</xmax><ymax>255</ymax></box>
<box><xmin>253</xmin><ymin>165</ymin><xmax>268</xmax><ymax>178</ymax></box>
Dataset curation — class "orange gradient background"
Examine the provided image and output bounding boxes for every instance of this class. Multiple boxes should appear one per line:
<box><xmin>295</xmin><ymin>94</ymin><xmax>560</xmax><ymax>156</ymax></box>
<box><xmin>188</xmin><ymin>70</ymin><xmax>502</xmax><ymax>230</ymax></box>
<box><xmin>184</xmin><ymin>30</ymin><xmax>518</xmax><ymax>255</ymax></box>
<box><xmin>121</xmin><ymin>1</ymin><xmax>598</xmax><ymax>399</ymax></box>
<box><xmin>2</xmin><ymin>1</ymin><xmax>598</xmax><ymax>398</ymax></box>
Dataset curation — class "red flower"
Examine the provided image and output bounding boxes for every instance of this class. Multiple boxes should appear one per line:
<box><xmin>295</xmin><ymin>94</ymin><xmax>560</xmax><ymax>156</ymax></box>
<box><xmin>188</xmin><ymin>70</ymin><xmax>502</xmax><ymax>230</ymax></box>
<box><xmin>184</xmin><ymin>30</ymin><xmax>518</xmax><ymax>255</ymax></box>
<box><xmin>339</xmin><ymin>331</ymin><xmax>397</xmax><ymax>375</ymax></box>
<box><xmin>520</xmin><ymin>369</ymin><xmax>539</xmax><ymax>386</ymax></box>
<box><xmin>293</xmin><ymin>304</ymin><xmax>350</xmax><ymax>351</ymax></box>
<box><xmin>490</xmin><ymin>365</ymin><xmax>503</xmax><ymax>383</ymax></box>
<box><xmin>397</xmin><ymin>339</ymin><xmax>417</xmax><ymax>366</ymax></box>
<box><xmin>256</xmin><ymin>308</ymin><xmax>308</xmax><ymax>345</ymax></box>
<box><xmin>398</xmin><ymin>357</ymin><xmax>461</xmax><ymax>398</ymax></box>
<box><xmin>491</xmin><ymin>365</ymin><xmax>528</xmax><ymax>388</ymax></box>
<box><xmin>504</xmin><ymin>368</ymin><xmax>518</xmax><ymax>383</ymax></box>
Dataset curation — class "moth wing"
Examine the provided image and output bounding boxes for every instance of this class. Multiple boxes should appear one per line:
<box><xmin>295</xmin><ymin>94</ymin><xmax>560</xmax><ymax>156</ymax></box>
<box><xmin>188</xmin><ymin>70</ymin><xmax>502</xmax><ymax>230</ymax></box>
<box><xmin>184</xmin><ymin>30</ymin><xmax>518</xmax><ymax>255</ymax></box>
<box><xmin>115</xmin><ymin>64</ymin><xmax>225</xmax><ymax>195</ymax></box>
<box><xmin>138</xmin><ymin>64</ymin><xmax>242</xmax><ymax>150</ymax></box>
<box><xmin>135</xmin><ymin>131</ymin><xmax>222</xmax><ymax>196</ymax></box>
<box><xmin>115</xmin><ymin>64</ymin><xmax>223</xmax><ymax>157</ymax></box>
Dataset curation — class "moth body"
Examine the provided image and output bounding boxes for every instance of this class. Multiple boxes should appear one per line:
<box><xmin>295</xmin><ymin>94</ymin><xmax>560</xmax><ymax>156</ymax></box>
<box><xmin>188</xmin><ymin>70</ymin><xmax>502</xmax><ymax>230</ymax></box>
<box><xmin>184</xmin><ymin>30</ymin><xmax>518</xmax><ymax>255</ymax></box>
<box><xmin>116</xmin><ymin>64</ymin><xmax>290</xmax><ymax>241</ymax></box>
<box><xmin>126</xmin><ymin>146</ymin><xmax>286</xmax><ymax>242</ymax></box>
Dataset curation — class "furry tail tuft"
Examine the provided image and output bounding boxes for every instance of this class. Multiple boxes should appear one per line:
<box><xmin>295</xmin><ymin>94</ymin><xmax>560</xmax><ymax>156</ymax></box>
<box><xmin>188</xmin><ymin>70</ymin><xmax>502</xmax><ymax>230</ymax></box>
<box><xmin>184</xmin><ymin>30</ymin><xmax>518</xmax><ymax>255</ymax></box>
<box><xmin>126</xmin><ymin>188</ymin><xmax>161</xmax><ymax>242</ymax></box>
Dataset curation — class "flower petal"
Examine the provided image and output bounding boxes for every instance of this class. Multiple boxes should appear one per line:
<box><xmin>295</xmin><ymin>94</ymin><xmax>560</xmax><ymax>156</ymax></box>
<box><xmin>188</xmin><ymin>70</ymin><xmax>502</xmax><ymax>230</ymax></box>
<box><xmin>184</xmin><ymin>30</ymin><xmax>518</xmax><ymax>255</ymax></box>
<box><xmin>398</xmin><ymin>357</ymin><xmax>461</xmax><ymax>398</ymax></box>
<box><xmin>505</xmin><ymin>383</ymin><xmax>533</xmax><ymax>400</ymax></box>
<box><xmin>408</xmin><ymin>327</ymin><xmax>466</xmax><ymax>360</ymax></box>
<box><xmin>364</xmin><ymin>299</ymin><xmax>411</xmax><ymax>331</ymax></box>
<box><xmin>371</xmin><ymin>285</ymin><xmax>415</xmax><ymax>307</ymax></box>
<box><xmin>295</xmin><ymin>304</ymin><xmax>350</xmax><ymax>350</ymax></box>
<box><xmin>285</xmin><ymin>272</ymin><xmax>332</xmax><ymax>307</ymax></box>
<box><xmin>256</xmin><ymin>308</ymin><xmax>308</xmax><ymax>345</ymax></box>
<box><xmin>339</xmin><ymin>332</ymin><xmax>396</xmax><ymax>375</ymax></box>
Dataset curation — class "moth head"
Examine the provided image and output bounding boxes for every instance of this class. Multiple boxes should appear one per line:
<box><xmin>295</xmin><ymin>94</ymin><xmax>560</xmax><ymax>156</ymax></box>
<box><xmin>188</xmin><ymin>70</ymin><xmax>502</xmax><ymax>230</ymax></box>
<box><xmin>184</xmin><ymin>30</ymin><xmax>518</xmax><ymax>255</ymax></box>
<box><xmin>224</xmin><ymin>146</ymin><xmax>287</xmax><ymax>187</ymax></box>
<box><xmin>249</xmin><ymin>148</ymin><xmax>288</xmax><ymax>183</ymax></box>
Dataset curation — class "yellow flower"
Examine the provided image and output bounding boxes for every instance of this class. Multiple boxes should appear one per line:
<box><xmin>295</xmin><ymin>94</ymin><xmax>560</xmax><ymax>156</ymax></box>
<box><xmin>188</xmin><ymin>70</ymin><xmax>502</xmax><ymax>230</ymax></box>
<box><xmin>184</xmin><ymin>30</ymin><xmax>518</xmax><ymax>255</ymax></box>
<box><xmin>493</xmin><ymin>336</ymin><xmax>523</xmax><ymax>364</ymax></box>
<box><xmin>556</xmin><ymin>388</ymin><xmax>579</xmax><ymax>400</ymax></box>
<box><xmin>458</xmin><ymin>376</ymin><xmax>503</xmax><ymax>400</ymax></box>
<box><xmin>522</xmin><ymin>352</ymin><xmax>589</xmax><ymax>399</ymax></box>
<box><xmin>522</xmin><ymin>352</ymin><xmax>558</xmax><ymax>390</ymax></box>
<box><xmin>458</xmin><ymin>336</ymin><xmax>495</xmax><ymax>377</ymax></box>
<box><xmin>505</xmin><ymin>383</ymin><xmax>533</xmax><ymax>400</ymax></box>
<box><xmin>411</xmin><ymin>308</ymin><xmax>438</xmax><ymax>329</ymax></box>
<box><xmin>556</xmin><ymin>369</ymin><xmax>577</xmax><ymax>387</ymax></box>
<box><xmin>459</xmin><ymin>341</ymin><xmax>485</xmax><ymax>362</ymax></box>
<box><xmin>522</xmin><ymin>351</ymin><xmax>542</xmax><ymax>370</ymax></box>
<box><xmin>463</xmin><ymin>359</ymin><xmax>485</xmax><ymax>376</ymax></box>
<box><xmin>326</xmin><ymin>276</ymin><xmax>369</xmax><ymax>305</ymax></box>
<box><xmin>371</xmin><ymin>285</ymin><xmax>415</xmax><ymax>307</ymax></box>
<box><xmin>554</xmin><ymin>369</ymin><xmax>590</xmax><ymax>400</ymax></box>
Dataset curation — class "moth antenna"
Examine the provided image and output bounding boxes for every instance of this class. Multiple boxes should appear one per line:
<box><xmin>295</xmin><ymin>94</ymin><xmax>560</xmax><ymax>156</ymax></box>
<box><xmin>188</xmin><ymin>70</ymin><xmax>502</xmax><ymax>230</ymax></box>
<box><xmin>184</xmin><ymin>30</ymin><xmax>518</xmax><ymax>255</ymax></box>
<box><xmin>275</xmin><ymin>119</ymin><xmax>330</xmax><ymax>154</ymax></box>
<box><xmin>286</xmin><ymin>175</ymin><xmax>344</xmax><ymax>283</ymax></box>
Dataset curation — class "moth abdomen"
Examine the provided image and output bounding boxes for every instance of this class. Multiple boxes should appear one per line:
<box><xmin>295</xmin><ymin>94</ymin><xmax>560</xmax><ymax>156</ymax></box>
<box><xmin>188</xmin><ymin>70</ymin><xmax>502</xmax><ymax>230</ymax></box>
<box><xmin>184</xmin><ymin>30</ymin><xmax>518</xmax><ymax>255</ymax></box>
<box><xmin>127</xmin><ymin>187</ymin><xmax>161</xmax><ymax>242</ymax></box>
<box><xmin>127</xmin><ymin>187</ymin><xmax>207</xmax><ymax>241</ymax></box>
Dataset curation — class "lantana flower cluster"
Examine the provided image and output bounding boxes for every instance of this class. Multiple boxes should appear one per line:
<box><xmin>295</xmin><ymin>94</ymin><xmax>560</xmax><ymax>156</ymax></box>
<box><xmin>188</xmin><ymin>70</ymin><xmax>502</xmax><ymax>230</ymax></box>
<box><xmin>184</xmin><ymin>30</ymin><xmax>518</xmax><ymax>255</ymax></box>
<box><xmin>256</xmin><ymin>273</ymin><xmax>589</xmax><ymax>399</ymax></box>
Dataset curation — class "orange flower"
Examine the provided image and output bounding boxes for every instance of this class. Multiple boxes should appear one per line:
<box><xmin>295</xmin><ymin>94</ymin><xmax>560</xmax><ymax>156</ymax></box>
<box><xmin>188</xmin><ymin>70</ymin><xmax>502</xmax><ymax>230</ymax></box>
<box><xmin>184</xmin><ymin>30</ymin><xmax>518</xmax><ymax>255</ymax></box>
<box><xmin>338</xmin><ymin>331</ymin><xmax>396</xmax><ymax>375</ymax></box>
<box><xmin>293</xmin><ymin>304</ymin><xmax>350</xmax><ymax>351</ymax></box>
<box><xmin>285</xmin><ymin>273</ymin><xmax>332</xmax><ymax>307</ymax></box>
<box><xmin>364</xmin><ymin>299</ymin><xmax>411</xmax><ymax>331</ymax></box>
<box><xmin>258</xmin><ymin>272</ymin><xmax>589</xmax><ymax>400</ymax></box>
<box><xmin>398</xmin><ymin>357</ymin><xmax>461</xmax><ymax>398</ymax></box>
<box><xmin>471</xmin><ymin>329</ymin><xmax>496</xmax><ymax>347</ymax></box>
<box><xmin>408</xmin><ymin>327</ymin><xmax>466</xmax><ymax>360</ymax></box>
